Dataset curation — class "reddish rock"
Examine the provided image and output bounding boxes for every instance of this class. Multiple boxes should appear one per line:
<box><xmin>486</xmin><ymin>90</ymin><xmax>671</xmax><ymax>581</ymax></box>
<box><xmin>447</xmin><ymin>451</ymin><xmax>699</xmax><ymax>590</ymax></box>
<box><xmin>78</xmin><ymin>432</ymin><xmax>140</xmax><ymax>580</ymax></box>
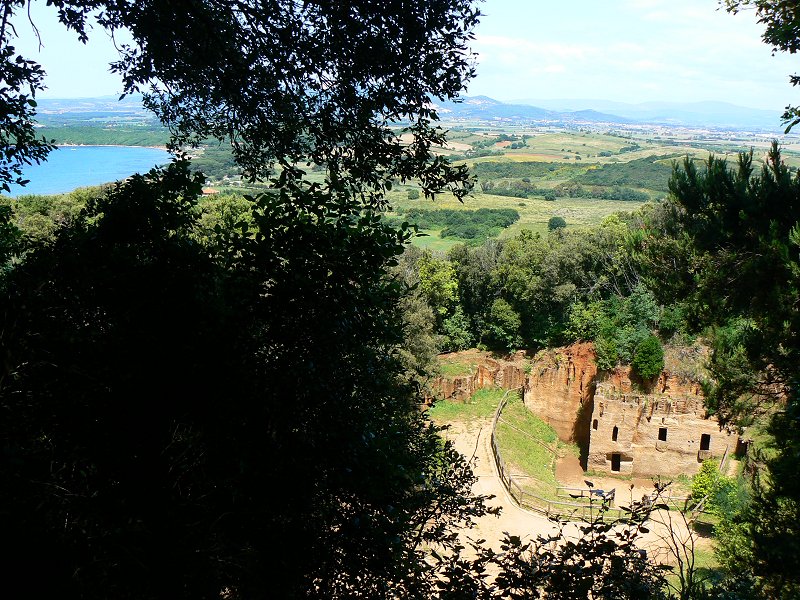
<box><xmin>523</xmin><ymin>343</ymin><xmax>597</xmax><ymax>443</ymax></box>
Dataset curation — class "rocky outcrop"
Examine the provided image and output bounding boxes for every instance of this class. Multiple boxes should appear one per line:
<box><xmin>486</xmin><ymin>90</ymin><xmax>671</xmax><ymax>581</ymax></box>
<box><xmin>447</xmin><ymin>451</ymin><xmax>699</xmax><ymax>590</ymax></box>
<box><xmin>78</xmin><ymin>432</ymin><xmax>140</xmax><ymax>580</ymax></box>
<box><xmin>431</xmin><ymin>350</ymin><xmax>527</xmax><ymax>403</ymax></box>
<box><xmin>523</xmin><ymin>343</ymin><xmax>597</xmax><ymax>444</ymax></box>
<box><xmin>588</xmin><ymin>369</ymin><xmax>736</xmax><ymax>477</ymax></box>
<box><xmin>434</xmin><ymin>343</ymin><xmax>737</xmax><ymax>478</ymax></box>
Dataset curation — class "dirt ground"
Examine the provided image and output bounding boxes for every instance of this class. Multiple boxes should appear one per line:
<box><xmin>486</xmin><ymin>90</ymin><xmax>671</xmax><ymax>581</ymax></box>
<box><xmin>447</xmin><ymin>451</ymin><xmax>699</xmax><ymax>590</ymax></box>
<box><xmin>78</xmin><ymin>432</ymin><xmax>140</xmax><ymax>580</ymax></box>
<box><xmin>442</xmin><ymin>418</ymin><xmax>565</xmax><ymax>549</ymax></box>
<box><xmin>441</xmin><ymin>414</ymin><xmax>714</xmax><ymax>567</ymax></box>
<box><xmin>555</xmin><ymin>453</ymin><xmax>664</xmax><ymax>505</ymax></box>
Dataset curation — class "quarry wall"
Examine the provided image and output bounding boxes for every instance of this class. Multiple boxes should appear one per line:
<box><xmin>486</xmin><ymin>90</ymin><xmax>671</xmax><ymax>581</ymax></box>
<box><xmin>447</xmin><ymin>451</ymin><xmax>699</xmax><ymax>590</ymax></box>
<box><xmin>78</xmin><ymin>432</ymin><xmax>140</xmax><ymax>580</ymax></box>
<box><xmin>433</xmin><ymin>344</ymin><xmax>736</xmax><ymax>478</ymax></box>
<box><xmin>431</xmin><ymin>351</ymin><xmax>527</xmax><ymax>403</ymax></box>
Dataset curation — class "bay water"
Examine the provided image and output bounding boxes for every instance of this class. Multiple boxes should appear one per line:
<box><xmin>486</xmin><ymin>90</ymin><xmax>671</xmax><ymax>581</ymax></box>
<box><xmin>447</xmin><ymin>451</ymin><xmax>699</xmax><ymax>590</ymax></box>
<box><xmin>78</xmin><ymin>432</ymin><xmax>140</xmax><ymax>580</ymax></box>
<box><xmin>7</xmin><ymin>146</ymin><xmax>172</xmax><ymax>197</ymax></box>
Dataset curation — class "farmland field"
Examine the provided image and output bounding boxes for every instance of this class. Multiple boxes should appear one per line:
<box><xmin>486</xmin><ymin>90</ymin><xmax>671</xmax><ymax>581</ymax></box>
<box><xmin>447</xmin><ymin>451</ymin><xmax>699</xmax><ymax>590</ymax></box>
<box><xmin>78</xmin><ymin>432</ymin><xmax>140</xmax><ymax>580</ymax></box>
<box><xmin>385</xmin><ymin>127</ymin><xmax>800</xmax><ymax>247</ymax></box>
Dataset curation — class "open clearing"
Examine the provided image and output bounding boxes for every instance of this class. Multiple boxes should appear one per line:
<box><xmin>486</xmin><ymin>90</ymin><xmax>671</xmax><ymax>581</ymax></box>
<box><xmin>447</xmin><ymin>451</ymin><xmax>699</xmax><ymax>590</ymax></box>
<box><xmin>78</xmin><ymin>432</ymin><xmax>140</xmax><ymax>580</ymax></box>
<box><xmin>432</xmin><ymin>391</ymin><xmax>715</xmax><ymax>573</ymax></box>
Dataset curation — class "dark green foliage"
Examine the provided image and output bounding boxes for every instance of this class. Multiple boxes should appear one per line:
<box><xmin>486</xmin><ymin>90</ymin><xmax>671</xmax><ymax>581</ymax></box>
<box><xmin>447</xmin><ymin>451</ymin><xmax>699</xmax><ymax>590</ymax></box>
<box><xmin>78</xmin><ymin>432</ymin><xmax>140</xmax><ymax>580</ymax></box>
<box><xmin>441</xmin><ymin>305</ymin><xmax>474</xmax><ymax>352</ymax></box>
<box><xmin>473</xmin><ymin>161</ymin><xmax>583</xmax><ymax>180</ymax></box>
<box><xmin>396</xmin><ymin>208</ymin><xmax>520</xmax><ymax>243</ymax></box>
<box><xmin>562</xmin><ymin>282</ymin><xmax>664</xmax><ymax>371</ymax></box>
<box><xmin>185</xmin><ymin>144</ymin><xmax>241</xmax><ymax>181</ymax></box>
<box><xmin>552</xmin><ymin>182</ymin><xmax>649</xmax><ymax>201</ymax></box>
<box><xmin>631</xmin><ymin>335</ymin><xmax>664</xmax><ymax>380</ymax></box>
<box><xmin>417</xmin><ymin>249</ymin><xmax>459</xmax><ymax>319</ymax></box>
<box><xmin>37</xmin><ymin>125</ymin><xmax>168</xmax><ymax>147</ymax></box>
<box><xmin>0</xmin><ymin>0</ymin><xmax>492</xmax><ymax>596</ymax></box>
<box><xmin>670</xmin><ymin>143</ymin><xmax>800</xmax><ymax>597</ymax></box>
<box><xmin>548</xmin><ymin>216</ymin><xmax>566</xmax><ymax>230</ymax></box>
<box><xmin>1</xmin><ymin>188</ymin><xmax>95</xmax><ymax>244</ymax></box>
<box><xmin>625</xmin><ymin>201</ymin><xmax>696</xmax><ymax>308</ymax></box>
<box><xmin>489</xmin><ymin>182</ymin><xmax>648</xmax><ymax>202</ymax></box>
<box><xmin>618</xmin><ymin>143</ymin><xmax>641</xmax><ymax>154</ymax></box>
<box><xmin>483</xmin><ymin>186</ymin><xmax>530</xmax><ymax>199</ymax></box>
<box><xmin>574</xmin><ymin>155</ymin><xmax>676</xmax><ymax>192</ymax></box>
<box><xmin>447</xmin><ymin>241</ymin><xmax>501</xmax><ymax>340</ymax></box>
<box><xmin>407</xmin><ymin>188</ymin><xmax>420</xmax><ymax>200</ymax></box>
<box><xmin>691</xmin><ymin>460</ymin><xmax>748</xmax><ymax>520</ymax></box>
<box><xmin>659</xmin><ymin>303</ymin><xmax>688</xmax><ymax>340</ymax></box>
<box><xmin>391</xmin><ymin>247</ymin><xmax>442</xmax><ymax>390</ymax></box>
<box><xmin>0</xmin><ymin>204</ymin><xmax>21</xmax><ymax>279</ymax></box>
<box><xmin>0</xmin><ymin>164</ymin><xmax>492</xmax><ymax>598</ymax></box>
<box><xmin>670</xmin><ymin>146</ymin><xmax>799</xmax><ymax>414</ymax></box>
<box><xmin>594</xmin><ymin>336</ymin><xmax>620</xmax><ymax>372</ymax></box>
<box><xmin>485</xmin><ymin>298</ymin><xmax>522</xmax><ymax>351</ymax></box>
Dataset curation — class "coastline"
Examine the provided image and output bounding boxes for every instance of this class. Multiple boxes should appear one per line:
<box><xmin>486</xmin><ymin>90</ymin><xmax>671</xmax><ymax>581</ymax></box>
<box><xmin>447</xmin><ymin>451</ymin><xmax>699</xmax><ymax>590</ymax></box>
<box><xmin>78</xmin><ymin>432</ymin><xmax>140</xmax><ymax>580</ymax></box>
<box><xmin>56</xmin><ymin>143</ymin><xmax>171</xmax><ymax>151</ymax></box>
<box><xmin>6</xmin><ymin>145</ymin><xmax>173</xmax><ymax>197</ymax></box>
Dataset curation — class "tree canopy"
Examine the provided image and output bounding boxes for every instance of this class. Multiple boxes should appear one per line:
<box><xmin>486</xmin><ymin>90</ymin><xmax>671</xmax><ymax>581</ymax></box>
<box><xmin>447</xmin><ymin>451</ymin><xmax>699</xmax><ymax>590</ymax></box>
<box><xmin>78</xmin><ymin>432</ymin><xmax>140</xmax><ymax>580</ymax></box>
<box><xmin>0</xmin><ymin>1</ymin><xmax>490</xmax><ymax>597</ymax></box>
<box><xmin>670</xmin><ymin>144</ymin><xmax>800</xmax><ymax>597</ymax></box>
<box><xmin>1</xmin><ymin>0</ymin><xmax>478</xmax><ymax>200</ymax></box>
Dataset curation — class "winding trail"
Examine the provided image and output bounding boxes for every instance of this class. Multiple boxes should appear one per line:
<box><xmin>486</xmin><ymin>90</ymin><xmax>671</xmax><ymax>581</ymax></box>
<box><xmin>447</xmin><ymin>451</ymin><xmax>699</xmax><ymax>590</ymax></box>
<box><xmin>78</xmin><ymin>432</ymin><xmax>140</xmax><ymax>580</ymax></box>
<box><xmin>442</xmin><ymin>417</ymin><xmax>564</xmax><ymax>548</ymax></box>
<box><xmin>441</xmin><ymin>412</ymin><xmax>713</xmax><ymax>567</ymax></box>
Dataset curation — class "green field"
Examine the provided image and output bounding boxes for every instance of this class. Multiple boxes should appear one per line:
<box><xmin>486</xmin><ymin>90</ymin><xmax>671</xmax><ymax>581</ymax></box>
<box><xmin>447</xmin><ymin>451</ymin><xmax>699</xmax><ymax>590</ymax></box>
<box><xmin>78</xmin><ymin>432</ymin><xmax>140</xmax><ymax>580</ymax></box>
<box><xmin>388</xmin><ymin>130</ymin><xmax>715</xmax><ymax>245</ymax></box>
<box><xmin>494</xmin><ymin>392</ymin><xmax>565</xmax><ymax>499</ymax></box>
<box><xmin>390</xmin><ymin>188</ymin><xmax>646</xmax><ymax>239</ymax></box>
<box><xmin>428</xmin><ymin>387</ymin><xmax>505</xmax><ymax>422</ymax></box>
<box><xmin>387</xmin><ymin>127</ymin><xmax>800</xmax><ymax>249</ymax></box>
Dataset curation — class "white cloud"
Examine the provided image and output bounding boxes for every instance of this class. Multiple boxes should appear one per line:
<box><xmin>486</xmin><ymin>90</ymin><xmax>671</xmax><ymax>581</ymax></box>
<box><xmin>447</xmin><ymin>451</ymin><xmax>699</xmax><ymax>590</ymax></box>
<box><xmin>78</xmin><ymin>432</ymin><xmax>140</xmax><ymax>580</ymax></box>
<box><xmin>467</xmin><ymin>0</ymin><xmax>800</xmax><ymax>109</ymax></box>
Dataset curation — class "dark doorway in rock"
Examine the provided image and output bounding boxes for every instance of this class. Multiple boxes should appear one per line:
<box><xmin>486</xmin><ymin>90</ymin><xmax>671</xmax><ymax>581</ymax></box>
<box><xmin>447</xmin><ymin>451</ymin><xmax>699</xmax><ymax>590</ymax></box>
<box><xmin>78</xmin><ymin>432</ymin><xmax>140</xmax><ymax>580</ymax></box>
<box><xmin>658</xmin><ymin>427</ymin><xmax>668</xmax><ymax>442</ymax></box>
<box><xmin>611</xmin><ymin>453</ymin><xmax>621</xmax><ymax>472</ymax></box>
<box><xmin>592</xmin><ymin>419</ymin><xmax>598</xmax><ymax>430</ymax></box>
<box><xmin>572</xmin><ymin>393</ymin><xmax>595</xmax><ymax>471</ymax></box>
<box><xmin>700</xmin><ymin>433</ymin><xmax>711</xmax><ymax>451</ymax></box>
<box><xmin>612</xmin><ymin>425</ymin><xmax>618</xmax><ymax>442</ymax></box>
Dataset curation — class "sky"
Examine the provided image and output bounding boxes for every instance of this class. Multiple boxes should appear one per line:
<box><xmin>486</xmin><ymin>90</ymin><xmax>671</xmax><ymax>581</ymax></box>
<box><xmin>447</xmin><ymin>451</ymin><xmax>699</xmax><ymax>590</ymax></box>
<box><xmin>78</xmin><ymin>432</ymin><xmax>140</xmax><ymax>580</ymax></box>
<box><xmin>10</xmin><ymin>0</ymin><xmax>800</xmax><ymax>111</ymax></box>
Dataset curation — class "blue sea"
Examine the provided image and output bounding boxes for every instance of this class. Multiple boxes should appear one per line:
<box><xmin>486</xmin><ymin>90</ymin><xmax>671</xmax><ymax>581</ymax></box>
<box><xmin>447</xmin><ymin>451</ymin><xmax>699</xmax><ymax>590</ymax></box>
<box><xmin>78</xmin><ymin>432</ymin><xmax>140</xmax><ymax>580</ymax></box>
<box><xmin>7</xmin><ymin>146</ymin><xmax>172</xmax><ymax>197</ymax></box>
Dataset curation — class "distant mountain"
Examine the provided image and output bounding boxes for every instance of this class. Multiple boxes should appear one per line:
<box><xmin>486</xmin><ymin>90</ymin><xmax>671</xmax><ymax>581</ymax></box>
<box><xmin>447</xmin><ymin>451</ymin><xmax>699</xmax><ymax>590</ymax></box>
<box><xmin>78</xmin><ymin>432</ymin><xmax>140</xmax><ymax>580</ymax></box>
<box><xmin>509</xmin><ymin>98</ymin><xmax>783</xmax><ymax>130</ymax></box>
<box><xmin>432</xmin><ymin>96</ymin><xmax>633</xmax><ymax>124</ymax></box>
<box><xmin>37</xmin><ymin>94</ymin><xmax>779</xmax><ymax>131</ymax></box>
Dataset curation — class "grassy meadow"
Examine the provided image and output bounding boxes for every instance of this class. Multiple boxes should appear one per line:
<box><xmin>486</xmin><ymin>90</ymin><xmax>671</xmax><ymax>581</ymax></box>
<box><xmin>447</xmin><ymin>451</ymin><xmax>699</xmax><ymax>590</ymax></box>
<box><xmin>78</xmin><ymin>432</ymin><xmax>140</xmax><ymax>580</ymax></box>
<box><xmin>387</xmin><ymin>127</ymin><xmax>800</xmax><ymax>249</ymax></box>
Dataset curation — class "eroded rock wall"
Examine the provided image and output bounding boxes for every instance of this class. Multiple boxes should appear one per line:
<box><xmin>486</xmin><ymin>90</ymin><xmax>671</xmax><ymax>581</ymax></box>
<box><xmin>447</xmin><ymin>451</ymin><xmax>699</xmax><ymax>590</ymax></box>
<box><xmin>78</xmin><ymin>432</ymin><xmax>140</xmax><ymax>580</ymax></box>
<box><xmin>433</xmin><ymin>344</ymin><xmax>736</xmax><ymax>478</ymax></box>
<box><xmin>431</xmin><ymin>351</ymin><xmax>527</xmax><ymax>403</ymax></box>
<box><xmin>587</xmin><ymin>371</ymin><xmax>737</xmax><ymax>477</ymax></box>
<box><xmin>523</xmin><ymin>343</ymin><xmax>597</xmax><ymax>444</ymax></box>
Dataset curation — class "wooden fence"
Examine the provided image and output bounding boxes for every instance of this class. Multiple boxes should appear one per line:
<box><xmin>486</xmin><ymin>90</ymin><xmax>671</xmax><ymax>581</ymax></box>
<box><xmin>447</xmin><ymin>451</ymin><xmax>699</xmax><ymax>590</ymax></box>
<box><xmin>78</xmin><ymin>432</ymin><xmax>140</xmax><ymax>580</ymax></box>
<box><xmin>489</xmin><ymin>388</ymin><xmax>704</xmax><ymax>522</ymax></box>
<box><xmin>490</xmin><ymin>389</ymin><xmax>629</xmax><ymax>521</ymax></box>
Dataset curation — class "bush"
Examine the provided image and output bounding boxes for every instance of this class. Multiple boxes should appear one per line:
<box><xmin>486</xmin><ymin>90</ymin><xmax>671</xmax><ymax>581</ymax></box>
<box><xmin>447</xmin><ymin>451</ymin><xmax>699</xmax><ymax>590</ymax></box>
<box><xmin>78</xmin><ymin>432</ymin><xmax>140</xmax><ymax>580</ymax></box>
<box><xmin>594</xmin><ymin>337</ymin><xmax>619</xmax><ymax>371</ymax></box>
<box><xmin>407</xmin><ymin>188</ymin><xmax>420</xmax><ymax>200</ymax></box>
<box><xmin>547</xmin><ymin>216</ymin><xmax>566</xmax><ymax>231</ymax></box>
<box><xmin>631</xmin><ymin>334</ymin><xmax>664</xmax><ymax>380</ymax></box>
<box><xmin>399</xmin><ymin>207</ymin><xmax>520</xmax><ymax>243</ymax></box>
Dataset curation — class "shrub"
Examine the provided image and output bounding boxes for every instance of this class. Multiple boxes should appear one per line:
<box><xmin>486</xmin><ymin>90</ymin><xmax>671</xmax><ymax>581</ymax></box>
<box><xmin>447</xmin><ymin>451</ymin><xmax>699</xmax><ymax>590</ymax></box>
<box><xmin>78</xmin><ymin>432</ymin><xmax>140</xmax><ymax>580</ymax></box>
<box><xmin>547</xmin><ymin>216</ymin><xmax>566</xmax><ymax>231</ymax></box>
<box><xmin>407</xmin><ymin>188</ymin><xmax>420</xmax><ymax>200</ymax></box>
<box><xmin>631</xmin><ymin>334</ymin><xmax>664</xmax><ymax>380</ymax></box>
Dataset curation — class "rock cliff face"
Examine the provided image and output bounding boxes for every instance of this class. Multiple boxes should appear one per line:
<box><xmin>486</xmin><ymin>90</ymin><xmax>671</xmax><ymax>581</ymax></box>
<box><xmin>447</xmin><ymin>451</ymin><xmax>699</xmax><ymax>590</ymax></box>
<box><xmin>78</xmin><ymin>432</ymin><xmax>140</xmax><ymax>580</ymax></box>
<box><xmin>588</xmin><ymin>370</ymin><xmax>736</xmax><ymax>477</ymax></box>
<box><xmin>431</xmin><ymin>350</ymin><xmax>527</xmax><ymax>403</ymax></box>
<box><xmin>433</xmin><ymin>343</ymin><xmax>737</xmax><ymax>478</ymax></box>
<box><xmin>523</xmin><ymin>343</ymin><xmax>597</xmax><ymax>444</ymax></box>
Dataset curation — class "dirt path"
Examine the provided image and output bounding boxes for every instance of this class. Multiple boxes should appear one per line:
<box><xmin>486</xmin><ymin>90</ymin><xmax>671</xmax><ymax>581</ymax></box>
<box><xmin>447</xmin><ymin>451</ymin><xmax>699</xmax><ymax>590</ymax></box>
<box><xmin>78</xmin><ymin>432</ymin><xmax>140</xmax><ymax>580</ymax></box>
<box><xmin>441</xmin><ymin>417</ymin><xmax>569</xmax><ymax>550</ymax></box>
<box><xmin>441</xmin><ymin>415</ymin><xmax>713</xmax><ymax>566</ymax></box>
